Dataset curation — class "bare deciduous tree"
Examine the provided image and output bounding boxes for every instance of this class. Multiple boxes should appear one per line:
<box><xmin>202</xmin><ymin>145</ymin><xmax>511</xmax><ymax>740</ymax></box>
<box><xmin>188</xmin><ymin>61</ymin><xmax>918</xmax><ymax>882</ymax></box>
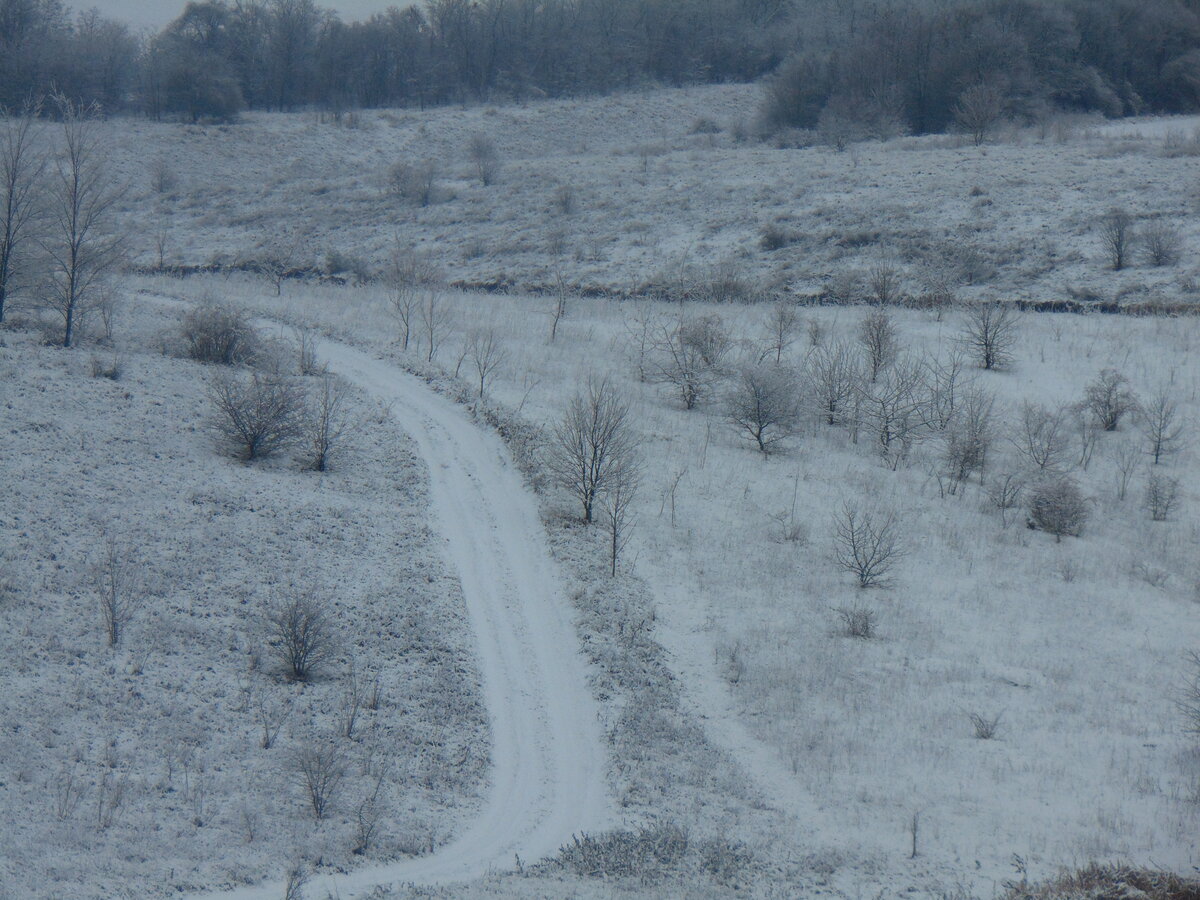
<box><xmin>859</xmin><ymin>354</ymin><xmax>925</xmax><ymax>468</ymax></box>
<box><xmin>294</xmin><ymin>326</ymin><xmax>324</xmax><ymax>376</ymax></box>
<box><xmin>1144</xmin><ymin>472</ymin><xmax>1180</xmax><ymax>521</ymax></box>
<box><xmin>0</xmin><ymin>101</ymin><xmax>44</xmax><ymax>325</ymax></box>
<box><xmin>940</xmin><ymin>386</ymin><xmax>995</xmax><ymax>488</ymax></box>
<box><xmin>267</xmin><ymin>591</ymin><xmax>335</xmax><ymax>682</ymax></box>
<box><xmin>1100</xmin><ymin>208</ymin><xmax>1134</xmax><ymax>271</ymax></box>
<box><xmin>1084</xmin><ymin>368</ymin><xmax>1137</xmax><ymax>431</ymax></box>
<box><xmin>1141</xmin><ymin>220</ymin><xmax>1182</xmax><ymax>267</ymax></box>
<box><xmin>468</xmin><ymin>132</ymin><xmax>501</xmax><ymax>186</ymax></box>
<box><xmin>1013</xmin><ymin>401</ymin><xmax>1071</xmax><ymax>471</ymax></box>
<box><xmin>419</xmin><ymin>290</ymin><xmax>452</xmax><ymax>362</ymax></box>
<box><xmin>1111</xmin><ymin>438</ymin><xmax>1141</xmax><ymax>501</ymax></box>
<box><xmin>833</xmin><ymin>501</ymin><xmax>905</xmax><ymax>588</ymax></box>
<box><xmin>353</xmin><ymin>773</ymin><xmax>386</xmax><ymax>855</ymax></box>
<box><xmin>1141</xmin><ymin>384</ymin><xmax>1184</xmax><ymax>464</ymax></box>
<box><xmin>954</xmin><ymin>81</ymin><xmax>1005</xmax><ymax>146</ymax></box>
<box><xmin>857</xmin><ymin>308</ymin><xmax>899</xmax><ymax>382</ymax></box>
<box><xmin>468</xmin><ymin>328</ymin><xmax>506</xmax><ymax>398</ymax></box>
<box><xmin>293</xmin><ymin>743</ymin><xmax>346</xmax><ymax>819</ymax></box>
<box><xmin>602</xmin><ymin>472</ymin><xmax>638</xmax><ymax>577</ymax></box>
<box><xmin>761</xmin><ymin>301</ymin><xmax>800</xmax><ymax>364</ymax></box>
<box><xmin>866</xmin><ymin>261</ymin><xmax>903</xmax><ymax>305</ymax></box>
<box><xmin>960</xmin><ymin>301</ymin><xmax>1019</xmax><ymax>370</ymax></box>
<box><xmin>651</xmin><ymin>315</ymin><xmax>731</xmax><ymax>409</ymax></box>
<box><xmin>988</xmin><ymin>472</ymin><xmax>1024</xmax><ymax>528</ymax></box>
<box><xmin>725</xmin><ymin>363</ymin><xmax>801</xmax><ymax>456</ymax></box>
<box><xmin>41</xmin><ymin>95</ymin><xmax>125</xmax><ymax>347</ymax></box>
<box><xmin>806</xmin><ymin>339</ymin><xmax>861</xmax><ymax>426</ymax></box>
<box><xmin>208</xmin><ymin>370</ymin><xmax>305</xmax><ymax>461</ymax></box>
<box><xmin>305</xmin><ymin>374</ymin><xmax>351</xmax><ymax>472</ymax></box>
<box><xmin>94</xmin><ymin>532</ymin><xmax>144</xmax><ymax>647</ymax></box>
<box><xmin>548</xmin><ymin>377</ymin><xmax>639</xmax><ymax>524</ymax></box>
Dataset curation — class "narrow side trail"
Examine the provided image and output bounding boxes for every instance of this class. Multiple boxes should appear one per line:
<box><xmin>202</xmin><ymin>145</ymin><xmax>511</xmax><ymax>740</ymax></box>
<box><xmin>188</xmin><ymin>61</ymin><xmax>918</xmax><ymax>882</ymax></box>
<box><xmin>192</xmin><ymin>335</ymin><xmax>610</xmax><ymax>899</ymax></box>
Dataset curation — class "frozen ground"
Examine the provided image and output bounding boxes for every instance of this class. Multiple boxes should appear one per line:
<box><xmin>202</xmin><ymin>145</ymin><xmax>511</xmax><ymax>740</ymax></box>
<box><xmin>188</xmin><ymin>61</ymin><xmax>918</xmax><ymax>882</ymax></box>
<box><xmin>99</xmin><ymin>84</ymin><xmax>1200</xmax><ymax>307</ymax></box>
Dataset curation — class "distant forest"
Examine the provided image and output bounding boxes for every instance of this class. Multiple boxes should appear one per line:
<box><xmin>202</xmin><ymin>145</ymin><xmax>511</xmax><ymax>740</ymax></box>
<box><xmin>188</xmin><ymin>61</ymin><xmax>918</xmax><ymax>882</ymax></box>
<box><xmin>2</xmin><ymin>0</ymin><xmax>1200</xmax><ymax>133</ymax></box>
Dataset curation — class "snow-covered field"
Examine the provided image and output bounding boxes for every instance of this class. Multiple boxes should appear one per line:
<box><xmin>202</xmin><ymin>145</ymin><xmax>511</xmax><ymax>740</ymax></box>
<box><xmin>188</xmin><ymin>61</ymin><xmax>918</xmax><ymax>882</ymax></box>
<box><xmin>4</xmin><ymin>83</ymin><xmax>1200</xmax><ymax>899</ymax></box>
<box><xmin>103</xmin><ymin>84</ymin><xmax>1200</xmax><ymax>307</ymax></box>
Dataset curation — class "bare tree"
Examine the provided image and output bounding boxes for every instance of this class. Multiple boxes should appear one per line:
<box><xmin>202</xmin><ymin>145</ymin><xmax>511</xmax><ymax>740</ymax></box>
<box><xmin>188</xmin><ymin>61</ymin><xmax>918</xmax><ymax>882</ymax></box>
<box><xmin>283</xmin><ymin>864</ymin><xmax>310</xmax><ymax>900</ymax></box>
<box><xmin>1110</xmin><ymin>438</ymin><xmax>1141</xmax><ymax>501</ymax></box>
<box><xmin>988</xmin><ymin>472</ymin><xmax>1024</xmax><ymax>528</ymax></box>
<box><xmin>806</xmin><ymin>339</ymin><xmax>861</xmax><ymax>426</ymax></box>
<box><xmin>468</xmin><ymin>328</ymin><xmax>506</xmax><ymax>398</ymax></box>
<box><xmin>467</xmin><ymin>132</ymin><xmax>501</xmax><ymax>186</ymax></box>
<box><xmin>548</xmin><ymin>377</ymin><xmax>639</xmax><ymax>524</ymax></box>
<box><xmin>388</xmin><ymin>159</ymin><xmax>439</xmax><ymax>206</ymax></box>
<box><xmin>960</xmin><ymin>302</ymin><xmax>1019</xmax><ymax>370</ymax></box>
<box><xmin>922</xmin><ymin>348</ymin><xmax>969</xmax><ymax>431</ymax></box>
<box><xmin>293</xmin><ymin>743</ymin><xmax>346</xmax><ymax>819</ymax></box>
<box><xmin>353</xmin><ymin>773</ymin><xmax>387</xmax><ymax>855</ymax></box>
<box><xmin>208</xmin><ymin>370</ymin><xmax>305</xmax><ymax>461</ymax></box>
<box><xmin>305</xmin><ymin>375</ymin><xmax>351</xmax><ymax>472</ymax></box>
<box><xmin>1144</xmin><ymin>473</ymin><xmax>1180</xmax><ymax>521</ymax></box>
<box><xmin>859</xmin><ymin>354</ymin><xmax>925</xmax><ymax>468</ymax></box>
<box><xmin>94</xmin><ymin>532</ymin><xmax>144</xmax><ymax>647</ymax></box>
<box><xmin>385</xmin><ymin>247</ymin><xmax>441</xmax><ymax>351</ymax></box>
<box><xmin>954</xmin><ymin>82</ymin><xmax>1005</xmax><ymax>146</ymax></box>
<box><xmin>41</xmin><ymin>96</ymin><xmax>125</xmax><ymax>347</ymax></box>
<box><xmin>388</xmin><ymin>284</ymin><xmax>419</xmax><ymax>351</ymax></box>
<box><xmin>940</xmin><ymin>385</ymin><xmax>995</xmax><ymax>488</ymax></box>
<box><xmin>294</xmin><ymin>326</ymin><xmax>324</xmax><ymax>376</ymax></box>
<box><xmin>761</xmin><ymin>301</ymin><xmax>800</xmax><ymax>364</ymax></box>
<box><xmin>1012</xmin><ymin>401</ymin><xmax>1071</xmax><ymax>472</ymax></box>
<box><xmin>866</xmin><ymin>261</ymin><xmax>903</xmax><ymax>305</ymax></box>
<box><xmin>1027</xmin><ymin>476</ymin><xmax>1089</xmax><ymax>541</ymax></box>
<box><xmin>253</xmin><ymin>232</ymin><xmax>305</xmax><ymax>296</ymax></box>
<box><xmin>857</xmin><ymin>308</ymin><xmax>899</xmax><ymax>382</ymax></box>
<box><xmin>267</xmin><ymin>591</ymin><xmax>335</xmax><ymax>682</ymax></box>
<box><xmin>1141</xmin><ymin>384</ymin><xmax>1184</xmax><ymax>464</ymax></box>
<box><xmin>725</xmin><ymin>363</ymin><xmax>801</xmax><ymax>456</ymax></box>
<box><xmin>1083</xmin><ymin>368</ymin><xmax>1137</xmax><ymax>431</ymax></box>
<box><xmin>419</xmin><ymin>290</ymin><xmax>452</xmax><ymax>362</ymax></box>
<box><xmin>251</xmin><ymin>686</ymin><xmax>290</xmax><ymax>749</ymax></box>
<box><xmin>0</xmin><ymin>101</ymin><xmax>44</xmax><ymax>325</ymax></box>
<box><xmin>651</xmin><ymin>315</ymin><xmax>731</xmax><ymax>409</ymax></box>
<box><xmin>549</xmin><ymin>271</ymin><xmax>568</xmax><ymax>342</ymax></box>
<box><xmin>1178</xmin><ymin>651</ymin><xmax>1200</xmax><ymax>736</ymax></box>
<box><xmin>601</xmin><ymin>471</ymin><xmax>639</xmax><ymax>577</ymax></box>
<box><xmin>1100</xmin><ymin>208</ymin><xmax>1134</xmax><ymax>271</ymax></box>
<box><xmin>833</xmin><ymin>501</ymin><xmax>905</xmax><ymax>588</ymax></box>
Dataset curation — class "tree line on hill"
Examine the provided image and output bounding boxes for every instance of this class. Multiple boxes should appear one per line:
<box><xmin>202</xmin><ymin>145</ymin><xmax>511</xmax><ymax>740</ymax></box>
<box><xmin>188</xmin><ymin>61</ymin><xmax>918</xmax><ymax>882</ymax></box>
<box><xmin>1</xmin><ymin>0</ymin><xmax>1199</xmax><ymax>133</ymax></box>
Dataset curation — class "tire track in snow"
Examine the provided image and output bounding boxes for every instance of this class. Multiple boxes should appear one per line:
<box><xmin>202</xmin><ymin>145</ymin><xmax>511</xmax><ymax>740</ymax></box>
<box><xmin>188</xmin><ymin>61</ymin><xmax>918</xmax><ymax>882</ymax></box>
<box><xmin>191</xmin><ymin>336</ymin><xmax>610</xmax><ymax>899</ymax></box>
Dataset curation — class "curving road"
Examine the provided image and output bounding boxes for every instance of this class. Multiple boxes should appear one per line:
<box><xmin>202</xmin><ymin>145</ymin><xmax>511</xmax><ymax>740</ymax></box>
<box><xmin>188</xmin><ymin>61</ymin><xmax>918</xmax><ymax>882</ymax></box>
<box><xmin>191</xmin><ymin>335</ymin><xmax>611</xmax><ymax>899</ymax></box>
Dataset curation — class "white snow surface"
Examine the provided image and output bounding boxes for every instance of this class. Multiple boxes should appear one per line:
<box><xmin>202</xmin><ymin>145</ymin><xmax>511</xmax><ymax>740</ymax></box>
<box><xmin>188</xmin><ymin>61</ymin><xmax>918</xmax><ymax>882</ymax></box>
<box><xmin>192</xmin><ymin>332</ymin><xmax>611</xmax><ymax>899</ymax></box>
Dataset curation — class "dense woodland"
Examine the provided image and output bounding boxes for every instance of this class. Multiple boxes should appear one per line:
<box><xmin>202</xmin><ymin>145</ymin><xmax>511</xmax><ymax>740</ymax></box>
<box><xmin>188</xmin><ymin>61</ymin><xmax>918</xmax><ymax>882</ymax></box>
<box><xmin>2</xmin><ymin>0</ymin><xmax>1200</xmax><ymax>131</ymax></box>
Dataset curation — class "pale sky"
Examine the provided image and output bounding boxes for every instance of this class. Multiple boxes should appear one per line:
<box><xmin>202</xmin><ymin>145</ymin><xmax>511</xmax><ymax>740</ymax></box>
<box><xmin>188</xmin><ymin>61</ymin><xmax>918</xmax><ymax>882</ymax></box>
<box><xmin>82</xmin><ymin>0</ymin><xmax>402</xmax><ymax>31</ymax></box>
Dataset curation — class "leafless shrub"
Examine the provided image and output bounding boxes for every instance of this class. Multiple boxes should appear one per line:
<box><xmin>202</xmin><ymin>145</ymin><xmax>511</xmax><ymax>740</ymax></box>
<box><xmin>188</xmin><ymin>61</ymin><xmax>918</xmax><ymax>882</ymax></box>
<box><xmin>181</xmin><ymin>304</ymin><xmax>260</xmax><ymax>365</ymax></box>
<box><xmin>761</xmin><ymin>302</ymin><xmax>800</xmax><ymax>364</ymax></box>
<box><xmin>954</xmin><ymin>81</ymin><xmax>1005</xmax><ymax>145</ymax></box>
<box><xmin>553</xmin><ymin>183</ymin><xmax>577</xmax><ymax>215</ymax></box>
<box><xmin>969</xmin><ymin>711</ymin><xmax>1002</xmax><ymax>740</ymax></box>
<box><xmin>836</xmin><ymin>603</ymin><xmax>877</xmax><ymax>639</ymax></box>
<box><xmin>467</xmin><ymin>132</ymin><xmax>501</xmax><ymax>186</ymax></box>
<box><xmin>866</xmin><ymin>261</ymin><xmax>904</xmax><ymax>306</ymax></box>
<box><xmin>252</xmin><ymin>686</ymin><xmax>290</xmax><ymax>749</ymax></box>
<box><xmin>353</xmin><ymin>774</ymin><xmax>386</xmax><ymax>855</ymax></box>
<box><xmin>1100</xmin><ymin>208</ymin><xmax>1134</xmax><ymax>271</ymax></box>
<box><xmin>858</xmin><ymin>308</ymin><xmax>899</xmax><ymax>382</ymax></box>
<box><xmin>1084</xmin><ymin>368</ymin><xmax>1137</xmax><ymax>431</ymax></box>
<box><xmin>602</xmin><ymin>470</ymin><xmax>639</xmax><ymax>577</ymax></box>
<box><xmin>293</xmin><ymin>742</ymin><xmax>346</xmax><ymax>820</ymax></box>
<box><xmin>266</xmin><ymin>591</ymin><xmax>335</xmax><ymax>682</ymax></box>
<box><xmin>960</xmin><ymin>302</ymin><xmax>1019</xmax><ymax>370</ymax></box>
<box><xmin>1141</xmin><ymin>221</ymin><xmax>1182</xmax><ymax>267</ymax></box>
<box><xmin>833</xmin><ymin>502</ymin><xmax>904</xmax><ymax>588</ymax></box>
<box><xmin>699</xmin><ymin>838</ymin><xmax>753</xmax><ymax>886</ymax></box>
<box><xmin>94</xmin><ymin>532</ymin><xmax>144</xmax><ymax>648</ymax></box>
<box><xmin>388</xmin><ymin>159</ymin><xmax>439</xmax><ymax>206</ymax></box>
<box><xmin>208</xmin><ymin>370</ymin><xmax>305</xmax><ymax>461</ymax></box>
<box><xmin>1144</xmin><ymin>473</ymin><xmax>1181</xmax><ymax>521</ymax></box>
<box><xmin>988</xmin><ymin>472</ymin><xmax>1025</xmax><ymax>528</ymax></box>
<box><xmin>1027</xmin><ymin>476</ymin><xmax>1089</xmax><ymax>541</ymax></box>
<box><xmin>283</xmin><ymin>862</ymin><xmax>310</xmax><ymax>900</ymax></box>
<box><xmin>304</xmin><ymin>375</ymin><xmax>351</xmax><ymax>472</ymax></box>
<box><xmin>547</xmin><ymin>377</ymin><xmax>639</xmax><ymax>524</ymax></box>
<box><xmin>1142</xmin><ymin>385</ymin><xmax>1184</xmax><ymax>464</ymax></box>
<box><xmin>341</xmin><ymin>661</ymin><xmax>364</xmax><ymax>739</ymax></box>
<box><xmin>940</xmin><ymin>386</ymin><xmax>996</xmax><ymax>489</ymax></box>
<box><xmin>725</xmin><ymin>364</ymin><xmax>801</xmax><ymax>456</ymax></box>
<box><xmin>1013</xmin><ymin>401</ymin><xmax>1071</xmax><ymax>472</ymax></box>
<box><xmin>89</xmin><ymin>353</ymin><xmax>122</xmax><ymax>380</ymax></box>
<box><xmin>419</xmin><ymin>290</ymin><xmax>452</xmax><ymax>362</ymax></box>
<box><xmin>52</xmin><ymin>765</ymin><xmax>87</xmax><ymax>821</ymax></box>
<box><xmin>999</xmin><ymin>863</ymin><xmax>1200</xmax><ymax>900</ymax></box>
<box><xmin>1130</xmin><ymin>559</ymin><xmax>1169</xmax><ymax>589</ymax></box>
<box><xmin>293</xmin><ymin>327</ymin><xmax>325</xmax><ymax>376</ymax></box>
<box><xmin>859</xmin><ymin>354</ymin><xmax>925</xmax><ymax>467</ymax></box>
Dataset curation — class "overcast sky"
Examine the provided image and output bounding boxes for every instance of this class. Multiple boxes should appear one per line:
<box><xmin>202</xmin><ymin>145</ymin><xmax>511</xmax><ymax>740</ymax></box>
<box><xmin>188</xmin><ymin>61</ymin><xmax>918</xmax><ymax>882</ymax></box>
<box><xmin>84</xmin><ymin>1</ymin><xmax>401</xmax><ymax>31</ymax></box>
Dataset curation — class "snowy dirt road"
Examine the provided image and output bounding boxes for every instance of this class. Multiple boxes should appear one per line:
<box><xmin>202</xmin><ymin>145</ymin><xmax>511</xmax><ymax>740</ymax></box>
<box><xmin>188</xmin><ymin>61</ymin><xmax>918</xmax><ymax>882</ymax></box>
<box><xmin>190</xmin><ymin>334</ymin><xmax>611</xmax><ymax>899</ymax></box>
